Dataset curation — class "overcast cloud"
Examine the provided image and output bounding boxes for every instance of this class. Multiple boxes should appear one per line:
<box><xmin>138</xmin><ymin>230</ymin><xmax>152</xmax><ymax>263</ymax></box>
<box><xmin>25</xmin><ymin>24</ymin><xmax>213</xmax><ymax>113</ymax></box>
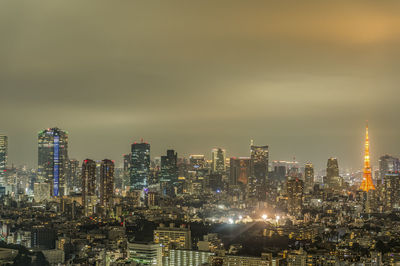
<box><xmin>1</xmin><ymin>1</ymin><xmax>400</xmax><ymax>171</ymax></box>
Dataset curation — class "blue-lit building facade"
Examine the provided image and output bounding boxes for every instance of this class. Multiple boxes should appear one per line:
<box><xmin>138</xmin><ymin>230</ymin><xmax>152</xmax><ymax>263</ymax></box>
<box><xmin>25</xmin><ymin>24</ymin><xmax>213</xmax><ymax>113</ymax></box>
<box><xmin>130</xmin><ymin>141</ymin><xmax>150</xmax><ymax>190</ymax></box>
<box><xmin>0</xmin><ymin>135</ymin><xmax>7</xmax><ymax>185</ymax></box>
<box><xmin>38</xmin><ymin>128</ymin><xmax>68</xmax><ymax>197</ymax></box>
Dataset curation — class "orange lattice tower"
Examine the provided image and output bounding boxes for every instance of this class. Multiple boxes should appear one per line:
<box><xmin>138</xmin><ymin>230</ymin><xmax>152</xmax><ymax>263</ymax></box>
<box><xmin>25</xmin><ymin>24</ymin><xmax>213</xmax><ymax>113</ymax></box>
<box><xmin>360</xmin><ymin>122</ymin><xmax>375</xmax><ymax>192</ymax></box>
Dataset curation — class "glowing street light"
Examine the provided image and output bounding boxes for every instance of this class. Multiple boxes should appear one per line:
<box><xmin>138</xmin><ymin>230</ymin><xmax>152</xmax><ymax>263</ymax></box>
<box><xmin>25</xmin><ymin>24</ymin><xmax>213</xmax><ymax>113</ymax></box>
<box><xmin>262</xmin><ymin>214</ymin><xmax>268</xmax><ymax>220</ymax></box>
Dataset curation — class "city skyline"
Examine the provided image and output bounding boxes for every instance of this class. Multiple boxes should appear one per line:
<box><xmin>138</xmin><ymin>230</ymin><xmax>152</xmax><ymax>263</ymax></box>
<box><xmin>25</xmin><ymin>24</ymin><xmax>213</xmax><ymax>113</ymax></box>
<box><xmin>1</xmin><ymin>1</ymin><xmax>400</xmax><ymax>170</ymax></box>
<box><xmin>0</xmin><ymin>123</ymin><xmax>394</xmax><ymax>172</ymax></box>
<box><xmin>1</xmin><ymin>2</ymin><xmax>400</xmax><ymax>265</ymax></box>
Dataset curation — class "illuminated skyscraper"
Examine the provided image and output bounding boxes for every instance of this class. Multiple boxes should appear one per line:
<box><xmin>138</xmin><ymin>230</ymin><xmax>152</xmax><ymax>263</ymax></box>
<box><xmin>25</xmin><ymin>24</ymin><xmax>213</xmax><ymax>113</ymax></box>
<box><xmin>327</xmin><ymin>158</ymin><xmax>339</xmax><ymax>179</ymax></box>
<box><xmin>360</xmin><ymin>124</ymin><xmax>375</xmax><ymax>192</ymax></box>
<box><xmin>100</xmin><ymin>159</ymin><xmax>114</xmax><ymax>211</ymax></box>
<box><xmin>130</xmin><ymin>141</ymin><xmax>150</xmax><ymax>190</ymax></box>
<box><xmin>0</xmin><ymin>134</ymin><xmax>7</xmax><ymax>185</ymax></box>
<box><xmin>160</xmin><ymin>150</ymin><xmax>178</xmax><ymax>196</ymax></box>
<box><xmin>250</xmin><ymin>144</ymin><xmax>268</xmax><ymax>200</ymax></box>
<box><xmin>373</xmin><ymin>154</ymin><xmax>397</xmax><ymax>199</ymax></box>
<box><xmin>211</xmin><ymin>148</ymin><xmax>226</xmax><ymax>174</ymax></box>
<box><xmin>160</xmin><ymin>150</ymin><xmax>178</xmax><ymax>183</ymax></box>
<box><xmin>383</xmin><ymin>173</ymin><xmax>400</xmax><ymax>211</ymax></box>
<box><xmin>286</xmin><ymin>177</ymin><xmax>303</xmax><ymax>215</ymax></box>
<box><xmin>38</xmin><ymin>128</ymin><xmax>68</xmax><ymax>197</ymax></box>
<box><xmin>123</xmin><ymin>153</ymin><xmax>131</xmax><ymax>189</ymax></box>
<box><xmin>326</xmin><ymin>158</ymin><xmax>341</xmax><ymax>189</ymax></box>
<box><xmin>379</xmin><ymin>154</ymin><xmax>400</xmax><ymax>179</ymax></box>
<box><xmin>189</xmin><ymin>155</ymin><xmax>208</xmax><ymax>193</ymax></box>
<box><xmin>229</xmin><ymin>157</ymin><xmax>252</xmax><ymax>186</ymax></box>
<box><xmin>304</xmin><ymin>163</ymin><xmax>314</xmax><ymax>189</ymax></box>
<box><xmin>67</xmin><ymin>159</ymin><xmax>80</xmax><ymax>193</ymax></box>
<box><xmin>251</xmin><ymin>145</ymin><xmax>268</xmax><ymax>179</ymax></box>
<box><xmin>82</xmin><ymin>159</ymin><xmax>97</xmax><ymax>216</ymax></box>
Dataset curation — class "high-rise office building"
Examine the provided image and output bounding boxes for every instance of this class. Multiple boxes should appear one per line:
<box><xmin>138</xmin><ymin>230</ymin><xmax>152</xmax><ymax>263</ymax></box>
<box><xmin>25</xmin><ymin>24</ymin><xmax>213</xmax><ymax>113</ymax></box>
<box><xmin>189</xmin><ymin>155</ymin><xmax>208</xmax><ymax>193</ymax></box>
<box><xmin>251</xmin><ymin>145</ymin><xmax>268</xmax><ymax>179</ymax></box>
<box><xmin>211</xmin><ymin>148</ymin><xmax>226</xmax><ymax>174</ymax></box>
<box><xmin>100</xmin><ymin>159</ymin><xmax>114</xmax><ymax>211</ymax></box>
<box><xmin>229</xmin><ymin>157</ymin><xmax>252</xmax><ymax>186</ymax></box>
<box><xmin>250</xmin><ymin>145</ymin><xmax>268</xmax><ymax>200</ymax></box>
<box><xmin>123</xmin><ymin>153</ymin><xmax>131</xmax><ymax>189</ymax></box>
<box><xmin>160</xmin><ymin>150</ymin><xmax>178</xmax><ymax>196</ymax></box>
<box><xmin>114</xmin><ymin>167</ymin><xmax>124</xmax><ymax>190</ymax></box>
<box><xmin>304</xmin><ymin>163</ymin><xmax>314</xmax><ymax>189</ymax></box>
<box><xmin>38</xmin><ymin>128</ymin><xmax>69</xmax><ymax>197</ymax></box>
<box><xmin>82</xmin><ymin>159</ymin><xmax>97</xmax><ymax>216</ymax></box>
<box><xmin>67</xmin><ymin>159</ymin><xmax>80</xmax><ymax>193</ymax></box>
<box><xmin>0</xmin><ymin>134</ymin><xmax>7</xmax><ymax>185</ymax></box>
<box><xmin>377</xmin><ymin>155</ymin><xmax>400</xmax><ymax>200</ymax></box>
<box><xmin>326</xmin><ymin>158</ymin><xmax>341</xmax><ymax>189</ymax></box>
<box><xmin>379</xmin><ymin>155</ymin><xmax>400</xmax><ymax>179</ymax></box>
<box><xmin>177</xmin><ymin>157</ymin><xmax>189</xmax><ymax>178</ymax></box>
<box><xmin>287</xmin><ymin>177</ymin><xmax>304</xmax><ymax>215</ymax></box>
<box><xmin>130</xmin><ymin>141</ymin><xmax>150</xmax><ymax>190</ymax></box>
<box><xmin>326</xmin><ymin>158</ymin><xmax>339</xmax><ymax>179</ymax></box>
<box><xmin>160</xmin><ymin>150</ymin><xmax>178</xmax><ymax>183</ymax></box>
<box><xmin>383</xmin><ymin>173</ymin><xmax>400</xmax><ymax>211</ymax></box>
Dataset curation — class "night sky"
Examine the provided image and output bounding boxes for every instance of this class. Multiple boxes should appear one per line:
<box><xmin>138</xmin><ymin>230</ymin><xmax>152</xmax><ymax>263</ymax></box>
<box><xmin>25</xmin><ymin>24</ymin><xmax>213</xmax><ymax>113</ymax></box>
<box><xmin>1</xmin><ymin>1</ymin><xmax>400</xmax><ymax>171</ymax></box>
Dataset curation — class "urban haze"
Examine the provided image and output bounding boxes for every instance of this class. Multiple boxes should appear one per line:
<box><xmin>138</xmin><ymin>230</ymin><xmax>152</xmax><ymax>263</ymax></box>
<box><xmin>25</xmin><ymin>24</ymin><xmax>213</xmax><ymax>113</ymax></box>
<box><xmin>1</xmin><ymin>1</ymin><xmax>400</xmax><ymax>170</ymax></box>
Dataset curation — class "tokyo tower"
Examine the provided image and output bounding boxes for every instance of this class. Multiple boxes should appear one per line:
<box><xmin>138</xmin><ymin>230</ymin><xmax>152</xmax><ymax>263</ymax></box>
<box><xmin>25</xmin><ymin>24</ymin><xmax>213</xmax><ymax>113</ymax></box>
<box><xmin>360</xmin><ymin>123</ymin><xmax>375</xmax><ymax>192</ymax></box>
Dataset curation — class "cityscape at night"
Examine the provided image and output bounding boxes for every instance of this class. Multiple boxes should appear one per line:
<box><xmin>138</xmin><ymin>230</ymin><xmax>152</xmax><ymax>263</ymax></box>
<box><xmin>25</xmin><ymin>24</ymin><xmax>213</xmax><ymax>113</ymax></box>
<box><xmin>1</xmin><ymin>1</ymin><xmax>400</xmax><ymax>266</ymax></box>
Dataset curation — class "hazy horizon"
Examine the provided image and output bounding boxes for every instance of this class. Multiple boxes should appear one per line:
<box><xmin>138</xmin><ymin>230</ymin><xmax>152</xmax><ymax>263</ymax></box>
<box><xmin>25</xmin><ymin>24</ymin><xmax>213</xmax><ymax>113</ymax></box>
<box><xmin>1</xmin><ymin>1</ymin><xmax>400</xmax><ymax>170</ymax></box>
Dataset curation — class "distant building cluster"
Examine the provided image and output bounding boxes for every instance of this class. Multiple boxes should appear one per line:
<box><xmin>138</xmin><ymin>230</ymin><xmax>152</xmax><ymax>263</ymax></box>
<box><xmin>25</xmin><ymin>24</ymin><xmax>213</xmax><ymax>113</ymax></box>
<box><xmin>0</xmin><ymin>125</ymin><xmax>399</xmax><ymax>265</ymax></box>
